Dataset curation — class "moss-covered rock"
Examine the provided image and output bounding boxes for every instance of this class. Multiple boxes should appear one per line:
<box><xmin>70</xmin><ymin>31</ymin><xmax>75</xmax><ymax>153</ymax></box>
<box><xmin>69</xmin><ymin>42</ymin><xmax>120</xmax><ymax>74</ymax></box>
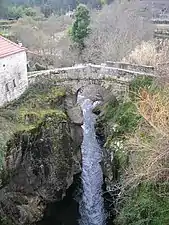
<box><xmin>0</xmin><ymin>82</ymin><xmax>66</xmax><ymax>155</ymax></box>
<box><xmin>0</xmin><ymin>81</ymin><xmax>82</xmax><ymax>224</ymax></box>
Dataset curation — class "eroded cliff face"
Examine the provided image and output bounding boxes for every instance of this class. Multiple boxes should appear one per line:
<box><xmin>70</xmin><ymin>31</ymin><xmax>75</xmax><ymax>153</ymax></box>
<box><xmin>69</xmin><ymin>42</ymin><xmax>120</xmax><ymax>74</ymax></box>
<box><xmin>0</xmin><ymin>82</ymin><xmax>82</xmax><ymax>225</ymax></box>
<box><xmin>94</xmin><ymin>96</ymin><xmax>118</xmax><ymax>191</ymax></box>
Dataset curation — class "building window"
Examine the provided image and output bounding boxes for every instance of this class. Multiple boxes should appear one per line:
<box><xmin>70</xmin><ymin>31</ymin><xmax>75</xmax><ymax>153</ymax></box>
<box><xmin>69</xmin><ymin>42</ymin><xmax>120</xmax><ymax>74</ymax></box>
<box><xmin>5</xmin><ymin>83</ymin><xmax>9</xmax><ymax>92</ymax></box>
<box><xmin>13</xmin><ymin>79</ymin><xmax>16</xmax><ymax>87</ymax></box>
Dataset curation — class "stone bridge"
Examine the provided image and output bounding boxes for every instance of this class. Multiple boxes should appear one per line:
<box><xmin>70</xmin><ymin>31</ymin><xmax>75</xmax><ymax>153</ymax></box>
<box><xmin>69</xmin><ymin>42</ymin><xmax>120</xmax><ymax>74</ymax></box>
<box><xmin>28</xmin><ymin>63</ymin><xmax>155</xmax><ymax>98</ymax></box>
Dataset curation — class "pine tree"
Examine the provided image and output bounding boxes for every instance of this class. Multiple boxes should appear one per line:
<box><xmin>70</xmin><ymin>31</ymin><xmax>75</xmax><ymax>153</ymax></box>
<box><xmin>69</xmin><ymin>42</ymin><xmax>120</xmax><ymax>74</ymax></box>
<box><xmin>69</xmin><ymin>4</ymin><xmax>90</xmax><ymax>50</ymax></box>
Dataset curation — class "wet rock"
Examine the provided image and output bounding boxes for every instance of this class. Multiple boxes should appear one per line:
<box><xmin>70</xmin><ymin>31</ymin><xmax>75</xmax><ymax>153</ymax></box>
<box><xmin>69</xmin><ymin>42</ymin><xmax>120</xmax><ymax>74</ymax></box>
<box><xmin>64</xmin><ymin>89</ymin><xmax>83</xmax><ymax>145</ymax></box>
<box><xmin>67</xmin><ymin>105</ymin><xmax>83</xmax><ymax>125</ymax></box>
<box><xmin>64</xmin><ymin>89</ymin><xmax>83</xmax><ymax>125</ymax></box>
<box><xmin>92</xmin><ymin>92</ymin><xmax>118</xmax><ymax>116</ymax></box>
<box><xmin>0</xmin><ymin>113</ymin><xmax>81</xmax><ymax>224</ymax></box>
<box><xmin>64</xmin><ymin>90</ymin><xmax>77</xmax><ymax>109</ymax></box>
<box><xmin>70</xmin><ymin>124</ymin><xmax>83</xmax><ymax>151</ymax></box>
<box><xmin>94</xmin><ymin>93</ymin><xmax>119</xmax><ymax>192</ymax></box>
<box><xmin>92</xmin><ymin>105</ymin><xmax>101</xmax><ymax>115</ymax></box>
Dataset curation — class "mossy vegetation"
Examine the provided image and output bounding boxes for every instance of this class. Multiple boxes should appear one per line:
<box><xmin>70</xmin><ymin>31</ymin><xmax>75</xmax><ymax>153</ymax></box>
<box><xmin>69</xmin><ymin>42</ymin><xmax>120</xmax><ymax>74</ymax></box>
<box><xmin>0</xmin><ymin>82</ymin><xmax>67</xmax><ymax>172</ymax></box>
<box><xmin>129</xmin><ymin>76</ymin><xmax>155</xmax><ymax>97</ymax></box>
<box><xmin>101</xmin><ymin>76</ymin><xmax>169</xmax><ymax>225</ymax></box>
<box><xmin>0</xmin><ymin>83</ymin><xmax>77</xmax><ymax>225</ymax></box>
<box><xmin>103</xmin><ymin>77</ymin><xmax>152</xmax><ymax>174</ymax></box>
<box><xmin>116</xmin><ymin>183</ymin><xmax>169</xmax><ymax>225</ymax></box>
<box><xmin>0</xmin><ymin>104</ymin><xmax>69</xmax><ymax>190</ymax></box>
<box><xmin>0</xmin><ymin>216</ymin><xmax>13</xmax><ymax>225</ymax></box>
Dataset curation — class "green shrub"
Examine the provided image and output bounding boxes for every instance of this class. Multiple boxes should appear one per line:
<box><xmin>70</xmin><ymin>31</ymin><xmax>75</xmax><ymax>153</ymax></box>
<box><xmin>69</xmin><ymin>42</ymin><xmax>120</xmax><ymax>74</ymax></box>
<box><xmin>129</xmin><ymin>76</ymin><xmax>156</xmax><ymax>100</ymax></box>
<box><xmin>23</xmin><ymin>7</ymin><xmax>37</xmax><ymax>17</ymax></box>
<box><xmin>7</xmin><ymin>6</ymin><xmax>24</xmax><ymax>19</ymax></box>
<box><xmin>104</xmin><ymin>101</ymin><xmax>141</xmax><ymax>139</ymax></box>
<box><xmin>6</xmin><ymin>6</ymin><xmax>39</xmax><ymax>19</ymax></box>
<box><xmin>116</xmin><ymin>183</ymin><xmax>169</xmax><ymax>225</ymax></box>
<box><xmin>104</xmin><ymin>77</ymin><xmax>155</xmax><ymax>138</ymax></box>
<box><xmin>69</xmin><ymin>4</ymin><xmax>90</xmax><ymax>50</ymax></box>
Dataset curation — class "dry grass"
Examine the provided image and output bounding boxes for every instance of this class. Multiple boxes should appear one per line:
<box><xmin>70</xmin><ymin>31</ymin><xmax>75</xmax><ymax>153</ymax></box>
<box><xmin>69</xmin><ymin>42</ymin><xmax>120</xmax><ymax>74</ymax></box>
<box><xmin>123</xmin><ymin>41</ymin><xmax>157</xmax><ymax>66</ymax></box>
<box><xmin>137</xmin><ymin>88</ymin><xmax>169</xmax><ymax>136</ymax></box>
<box><xmin>155</xmin><ymin>40</ymin><xmax>169</xmax><ymax>82</ymax></box>
<box><xmin>123</xmin><ymin>87</ymin><xmax>169</xmax><ymax>191</ymax></box>
<box><xmin>123</xmin><ymin>39</ymin><xmax>169</xmax><ymax>84</ymax></box>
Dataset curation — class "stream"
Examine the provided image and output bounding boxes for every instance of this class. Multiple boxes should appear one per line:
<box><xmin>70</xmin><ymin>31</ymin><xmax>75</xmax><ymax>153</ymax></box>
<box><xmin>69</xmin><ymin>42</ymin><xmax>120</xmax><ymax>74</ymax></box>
<box><xmin>79</xmin><ymin>98</ymin><xmax>106</xmax><ymax>225</ymax></box>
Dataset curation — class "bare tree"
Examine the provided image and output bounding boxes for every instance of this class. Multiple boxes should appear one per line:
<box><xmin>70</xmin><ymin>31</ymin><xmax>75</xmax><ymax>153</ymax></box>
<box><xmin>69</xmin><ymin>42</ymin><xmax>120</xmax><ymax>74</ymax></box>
<box><xmin>11</xmin><ymin>15</ymin><xmax>76</xmax><ymax>69</ymax></box>
<box><xmin>82</xmin><ymin>0</ymin><xmax>153</xmax><ymax>63</ymax></box>
<box><xmin>11</xmin><ymin>0</ymin><xmax>154</xmax><ymax>68</ymax></box>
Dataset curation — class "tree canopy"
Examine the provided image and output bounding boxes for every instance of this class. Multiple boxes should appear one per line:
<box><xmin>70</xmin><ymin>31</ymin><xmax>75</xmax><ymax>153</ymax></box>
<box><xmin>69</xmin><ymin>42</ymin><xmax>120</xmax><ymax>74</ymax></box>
<box><xmin>69</xmin><ymin>4</ymin><xmax>90</xmax><ymax>50</ymax></box>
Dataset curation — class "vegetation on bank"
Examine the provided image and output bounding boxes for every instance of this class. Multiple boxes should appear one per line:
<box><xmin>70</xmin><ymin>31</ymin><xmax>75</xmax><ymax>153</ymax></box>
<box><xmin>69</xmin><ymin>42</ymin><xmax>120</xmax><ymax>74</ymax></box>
<box><xmin>101</xmin><ymin>77</ymin><xmax>169</xmax><ymax>225</ymax></box>
<box><xmin>117</xmin><ymin>183</ymin><xmax>169</xmax><ymax>225</ymax></box>
<box><xmin>0</xmin><ymin>82</ymin><xmax>66</xmax><ymax>174</ymax></box>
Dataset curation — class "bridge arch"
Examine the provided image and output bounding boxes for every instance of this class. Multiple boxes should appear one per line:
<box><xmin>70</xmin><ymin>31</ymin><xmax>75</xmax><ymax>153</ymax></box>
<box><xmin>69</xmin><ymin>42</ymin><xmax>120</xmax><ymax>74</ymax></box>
<box><xmin>75</xmin><ymin>84</ymin><xmax>111</xmax><ymax>103</ymax></box>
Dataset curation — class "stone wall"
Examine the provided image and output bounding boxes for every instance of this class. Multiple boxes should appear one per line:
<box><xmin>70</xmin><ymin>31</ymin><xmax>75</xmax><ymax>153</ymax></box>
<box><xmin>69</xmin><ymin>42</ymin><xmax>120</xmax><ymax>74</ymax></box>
<box><xmin>105</xmin><ymin>61</ymin><xmax>155</xmax><ymax>73</ymax></box>
<box><xmin>0</xmin><ymin>51</ymin><xmax>28</xmax><ymax>106</ymax></box>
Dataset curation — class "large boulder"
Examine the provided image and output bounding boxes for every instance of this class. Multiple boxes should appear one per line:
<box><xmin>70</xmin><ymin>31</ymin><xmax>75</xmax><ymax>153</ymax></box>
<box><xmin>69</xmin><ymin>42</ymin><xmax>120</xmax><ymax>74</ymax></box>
<box><xmin>67</xmin><ymin>105</ymin><xmax>83</xmax><ymax>125</ymax></box>
<box><xmin>0</xmin><ymin>83</ymin><xmax>82</xmax><ymax>225</ymax></box>
<box><xmin>0</xmin><ymin>112</ymin><xmax>81</xmax><ymax>225</ymax></box>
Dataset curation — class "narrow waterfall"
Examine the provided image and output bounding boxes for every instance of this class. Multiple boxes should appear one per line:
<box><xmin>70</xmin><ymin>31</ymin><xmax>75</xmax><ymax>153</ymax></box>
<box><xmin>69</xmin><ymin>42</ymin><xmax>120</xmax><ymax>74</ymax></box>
<box><xmin>79</xmin><ymin>98</ymin><xmax>105</xmax><ymax>225</ymax></box>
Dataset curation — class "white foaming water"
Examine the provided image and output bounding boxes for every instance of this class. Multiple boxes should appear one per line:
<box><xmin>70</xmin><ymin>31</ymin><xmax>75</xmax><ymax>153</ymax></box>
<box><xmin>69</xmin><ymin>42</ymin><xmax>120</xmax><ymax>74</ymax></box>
<box><xmin>79</xmin><ymin>98</ymin><xmax>105</xmax><ymax>225</ymax></box>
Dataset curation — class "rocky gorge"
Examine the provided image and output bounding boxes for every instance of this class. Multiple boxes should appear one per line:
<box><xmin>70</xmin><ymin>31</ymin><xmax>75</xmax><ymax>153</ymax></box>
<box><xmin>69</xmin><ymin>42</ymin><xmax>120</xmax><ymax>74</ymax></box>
<box><xmin>0</xmin><ymin>76</ymin><xmax>169</xmax><ymax>225</ymax></box>
<box><xmin>0</xmin><ymin>77</ymin><xmax>119</xmax><ymax>225</ymax></box>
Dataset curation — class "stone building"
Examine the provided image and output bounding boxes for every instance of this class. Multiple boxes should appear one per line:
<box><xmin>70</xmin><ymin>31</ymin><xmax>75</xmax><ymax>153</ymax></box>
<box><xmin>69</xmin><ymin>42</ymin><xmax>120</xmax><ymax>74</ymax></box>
<box><xmin>0</xmin><ymin>35</ymin><xmax>28</xmax><ymax>106</ymax></box>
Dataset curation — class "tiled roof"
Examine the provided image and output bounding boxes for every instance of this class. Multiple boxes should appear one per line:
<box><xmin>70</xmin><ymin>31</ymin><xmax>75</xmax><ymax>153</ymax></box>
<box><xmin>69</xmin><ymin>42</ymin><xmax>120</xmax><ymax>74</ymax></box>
<box><xmin>0</xmin><ymin>35</ymin><xmax>25</xmax><ymax>58</ymax></box>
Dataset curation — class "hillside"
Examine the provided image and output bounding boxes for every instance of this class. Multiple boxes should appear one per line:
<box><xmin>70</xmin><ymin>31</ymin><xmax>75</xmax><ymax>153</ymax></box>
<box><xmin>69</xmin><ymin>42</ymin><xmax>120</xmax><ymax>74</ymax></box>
<box><xmin>0</xmin><ymin>0</ymin><xmax>169</xmax><ymax>225</ymax></box>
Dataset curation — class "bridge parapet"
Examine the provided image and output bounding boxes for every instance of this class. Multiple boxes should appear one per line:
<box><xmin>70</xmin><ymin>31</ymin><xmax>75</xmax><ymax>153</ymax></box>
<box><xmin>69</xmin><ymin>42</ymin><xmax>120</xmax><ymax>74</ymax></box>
<box><xmin>105</xmin><ymin>61</ymin><xmax>155</xmax><ymax>73</ymax></box>
<box><xmin>28</xmin><ymin>63</ymin><xmax>155</xmax><ymax>85</ymax></box>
